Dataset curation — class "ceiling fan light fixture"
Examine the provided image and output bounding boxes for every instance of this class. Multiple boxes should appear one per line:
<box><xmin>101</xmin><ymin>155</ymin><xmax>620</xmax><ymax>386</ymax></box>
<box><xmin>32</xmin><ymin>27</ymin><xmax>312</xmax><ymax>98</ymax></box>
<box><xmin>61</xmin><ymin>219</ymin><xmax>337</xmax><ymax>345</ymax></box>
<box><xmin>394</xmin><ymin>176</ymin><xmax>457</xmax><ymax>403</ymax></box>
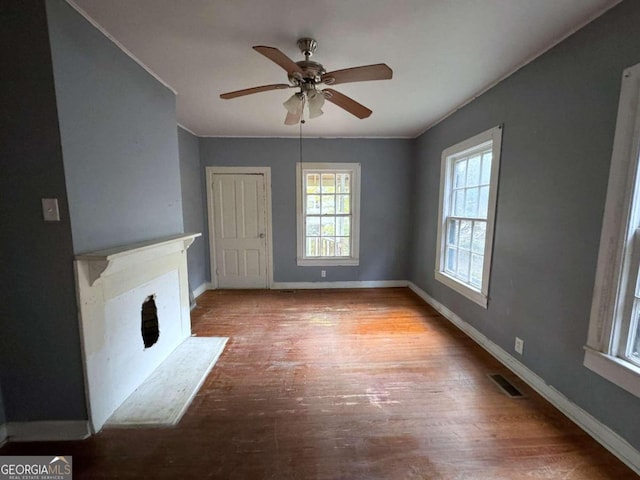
<box><xmin>307</xmin><ymin>90</ymin><xmax>325</xmax><ymax>119</ymax></box>
<box><xmin>283</xmin><ymin>93</ymin><xmax>304</xmax><ymax>115</ymax></box>
<box><xmin>284</xmin><ymin>111</ymin><xmax>301</xmax><ymax>125</ymax></box>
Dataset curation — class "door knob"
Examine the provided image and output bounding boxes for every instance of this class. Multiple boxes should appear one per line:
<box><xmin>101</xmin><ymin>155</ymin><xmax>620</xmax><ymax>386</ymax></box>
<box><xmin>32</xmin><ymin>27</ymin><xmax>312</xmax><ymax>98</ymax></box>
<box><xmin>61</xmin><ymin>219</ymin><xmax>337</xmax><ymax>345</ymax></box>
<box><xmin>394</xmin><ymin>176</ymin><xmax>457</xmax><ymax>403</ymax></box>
<box><xmin>259</xmin><ymin>233</ymin><xmax>265</xmax><ymax>238</ymax></box>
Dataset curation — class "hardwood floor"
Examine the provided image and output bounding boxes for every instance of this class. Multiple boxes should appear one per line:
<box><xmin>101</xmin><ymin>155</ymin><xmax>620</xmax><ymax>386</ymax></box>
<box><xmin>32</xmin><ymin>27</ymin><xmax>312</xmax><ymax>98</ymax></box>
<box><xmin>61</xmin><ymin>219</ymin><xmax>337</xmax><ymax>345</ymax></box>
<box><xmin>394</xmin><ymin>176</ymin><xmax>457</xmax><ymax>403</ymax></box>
<box><xmin>1</xmin><ymin>288</ymin><xmax>637</xmax><ymax>479</ymax></box>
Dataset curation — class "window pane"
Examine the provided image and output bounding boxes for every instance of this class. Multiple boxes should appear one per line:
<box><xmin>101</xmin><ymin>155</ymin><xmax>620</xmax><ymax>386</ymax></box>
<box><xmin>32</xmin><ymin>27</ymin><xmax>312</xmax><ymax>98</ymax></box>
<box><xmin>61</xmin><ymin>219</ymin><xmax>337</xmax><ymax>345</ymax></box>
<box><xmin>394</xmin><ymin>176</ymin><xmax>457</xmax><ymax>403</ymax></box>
<box><xmin>447</xmin><ymin>219</ymin><xmax>459</xmax><ymax>246</ymax></box>
<box><xmin>321</xmin><ymin>174</ymin><xmax>335</xmax><ymax>193</ymax></box>
<box><xmin>467</xmin><ymin>155</ymin><xmax>481</xmax><ymax>186</ymax></box>
<box><xmin>336</xmin><ymin>195</ymin><xmax>350</xmax><ymax>214</ymax></box>
<box><xmin>451</xmin><ymin>190</ymin><xmax>457</xmax><ymax>215</ymax></box>
<box><xmin>455</xmin><ymin>160</ymin><xmax>467</xmax><ymax>188</ymax></box>
<box><xmin>306</xmin><ymin>195</ymin><xmax>320</xmax><ymax>214</ymax></box>
<box><xmin>321</xmin><ymin>237</ymin><xmax>335</xmax><ymax>256</ymax></box>
<box><xmin>631</xmin><ymin>329</ymin><xmax>640</xmax><ymax>363</ymax></box>
<box><xmin>454</xmin><ymin>190</ymin><xmax>465</xmax><ymax>216</ymax></box>
<box><xmin>464</xmin><ymin>187</ymin><xmax>479</xmax><ymax>217</ymax></box>
<box><xmin>459</xmin><ymin>220</ymin><xmax>472</xmax><ymax>250</ymax></box>
<box><xmin>321</xmin><ymin>217</ymin><xmax>335</xmax><ymax>236</ymax></box>
<box><xmin>337</xmin><ymin>237</ymin><xmax>350</xmax><ymax>256</ymax></box>
<box><xmin>336</xmin><ymin>217</ymin><xmax>350</xmax><ymax>236</ymax></box>
<box><xmin>306</xmin><ymin>216</ymin><xmax>320</xmax><ymax>236</ymax></box>
<box><xmin>472</xmin><ymin>221</ymin><xmax>486</xmax><ymax>253</ymax></box>
<box><xmin>630</xmin><ymin>301</ymin><xmax>640</xmax><ymax>364</ymax></box>
<box><xmin>306</xmin><ymin>173</ymin><xmax>320</xmax><ymax>193</ymax></box>
<box><xmin>470</xmin><ymin>253</ymin><xmax>483</xmax><ymax>288</ymax></box>
<box><xmin>336</xmin><ymin>173</ymin><xmax>350</xmax><ymax>193</ymax></box>
<box><xmin>321</xmin><ymin>195</ymin><xmax>335</xmax><ymax>214</ymax></box>
<box><xmin>480</xmin><ymin>152</ymin><xmax>492</xmax><ymax>185</ymax></box>
<box><xmin>446</xmin><ymin>247</ymin><xmax>456</xmax><ymax>273</ymax></box>
<box><xmin>306</xmin><ymin>237</ymin><xmax>319</xmax><ymax>256</ymax></box>
<box><xmin>478</xmin><ymin>186</ymin><xmax>489</xmax><ymax>219</ymax></box>
<box><xmin>457</xmin><ymin>250</ymin><xmax>470</xmax><ymax>281</ymax></box>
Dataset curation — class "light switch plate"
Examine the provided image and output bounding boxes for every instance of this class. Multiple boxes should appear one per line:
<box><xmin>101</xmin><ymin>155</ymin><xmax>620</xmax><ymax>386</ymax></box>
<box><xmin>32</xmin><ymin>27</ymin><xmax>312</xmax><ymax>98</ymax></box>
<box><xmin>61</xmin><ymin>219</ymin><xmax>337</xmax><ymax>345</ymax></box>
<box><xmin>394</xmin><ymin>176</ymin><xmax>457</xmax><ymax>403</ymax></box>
<box><xmin>42</xmin><ymin>198</ymin><xmax>60</xmax><ymax>221</ymax></box>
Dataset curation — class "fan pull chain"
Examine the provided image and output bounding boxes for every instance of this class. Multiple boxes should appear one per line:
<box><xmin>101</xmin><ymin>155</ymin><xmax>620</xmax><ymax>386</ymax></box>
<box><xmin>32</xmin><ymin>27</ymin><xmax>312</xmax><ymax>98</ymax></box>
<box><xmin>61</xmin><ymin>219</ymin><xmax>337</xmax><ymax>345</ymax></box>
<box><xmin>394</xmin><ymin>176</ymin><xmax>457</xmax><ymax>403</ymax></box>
<box><xmin>299</xmin><ymin>118</ymin><xmax>303</xmax><ymax>163</ymax></box>
<box><xmin>299</xmin><ymin>119</ymin><xmax>304</xmax><ymax>245</ymax></box>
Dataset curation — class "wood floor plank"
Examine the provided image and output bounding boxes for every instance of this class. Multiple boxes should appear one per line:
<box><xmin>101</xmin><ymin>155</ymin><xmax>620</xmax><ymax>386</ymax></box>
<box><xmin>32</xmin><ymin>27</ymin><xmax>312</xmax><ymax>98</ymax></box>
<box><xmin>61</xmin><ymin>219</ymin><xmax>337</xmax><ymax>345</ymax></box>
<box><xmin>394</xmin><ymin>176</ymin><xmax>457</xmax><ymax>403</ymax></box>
<box><xmin>0</xmin><ymin>288</ymin><xmax>636</xmax><ymax>479</ymax></box>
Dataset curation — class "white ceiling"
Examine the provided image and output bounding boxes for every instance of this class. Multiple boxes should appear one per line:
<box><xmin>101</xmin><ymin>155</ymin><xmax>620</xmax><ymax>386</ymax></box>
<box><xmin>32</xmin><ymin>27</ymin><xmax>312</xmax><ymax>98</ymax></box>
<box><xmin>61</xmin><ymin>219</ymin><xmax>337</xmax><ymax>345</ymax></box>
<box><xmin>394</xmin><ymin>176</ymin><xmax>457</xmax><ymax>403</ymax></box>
<box><xmin>68</xmin><ymin>0</ymin><xmax>618</xmax><ymax>138</ymax></box>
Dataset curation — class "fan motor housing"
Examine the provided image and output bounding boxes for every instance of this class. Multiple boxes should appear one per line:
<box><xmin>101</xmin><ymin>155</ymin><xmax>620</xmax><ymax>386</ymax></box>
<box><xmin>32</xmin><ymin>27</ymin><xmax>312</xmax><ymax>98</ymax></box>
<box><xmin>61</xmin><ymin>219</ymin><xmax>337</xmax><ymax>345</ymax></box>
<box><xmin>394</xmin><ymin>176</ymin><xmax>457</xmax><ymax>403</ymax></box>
<box><xmin>290</xmin><ymin>60</ymin><xmax>325</xmax><ymax>85</ymax></box>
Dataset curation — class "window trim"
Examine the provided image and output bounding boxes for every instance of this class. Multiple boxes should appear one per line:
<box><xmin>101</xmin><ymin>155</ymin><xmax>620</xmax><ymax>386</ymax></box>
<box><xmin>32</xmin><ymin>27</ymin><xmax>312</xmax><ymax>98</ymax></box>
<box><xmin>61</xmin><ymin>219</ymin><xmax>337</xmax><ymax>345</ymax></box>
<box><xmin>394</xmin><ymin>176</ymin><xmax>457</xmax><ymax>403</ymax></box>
<box><xmin>585</xmin><ymin>62</ymin><xmax>640</xmax><ymax>398</ymax></box>
<box><xmin>435</xmin><ymin>125</ymin><xmax>503</xmax><ymax>308</ymax></box>
<box><xmin>296</xmin><ymin>162</ymin><xmax>361</xmax><ymax>267</ymax></box>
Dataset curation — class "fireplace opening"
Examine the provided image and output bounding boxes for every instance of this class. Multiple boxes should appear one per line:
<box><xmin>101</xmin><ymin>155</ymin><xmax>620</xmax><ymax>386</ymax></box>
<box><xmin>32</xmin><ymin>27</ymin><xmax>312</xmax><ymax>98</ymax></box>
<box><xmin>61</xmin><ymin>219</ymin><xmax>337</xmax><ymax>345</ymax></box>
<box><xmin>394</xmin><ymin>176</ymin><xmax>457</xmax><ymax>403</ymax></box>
<box><xmin>141</xmin><ymin>295</ymin><xmax>160</xmax><ymax>348</ymax></box>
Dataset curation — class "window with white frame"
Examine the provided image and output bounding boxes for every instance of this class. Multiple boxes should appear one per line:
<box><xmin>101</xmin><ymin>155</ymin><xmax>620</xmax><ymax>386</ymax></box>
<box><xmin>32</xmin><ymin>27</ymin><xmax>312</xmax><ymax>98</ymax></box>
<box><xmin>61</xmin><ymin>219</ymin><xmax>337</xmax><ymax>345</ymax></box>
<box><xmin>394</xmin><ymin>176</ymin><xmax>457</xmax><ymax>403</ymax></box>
<box><xmin>585</xmin><ymin>62</ymin><xmax>640</xmax><ymax>398</ymax></box>
<box><xmin>435</xmin><ymin>125</ymin><xmax>503</xmax><ymax>308</ymax></box>
<box><xmin>296</xmin><ymin>162</ymin><xmax>360</xmax><ymax>266</ymax></box>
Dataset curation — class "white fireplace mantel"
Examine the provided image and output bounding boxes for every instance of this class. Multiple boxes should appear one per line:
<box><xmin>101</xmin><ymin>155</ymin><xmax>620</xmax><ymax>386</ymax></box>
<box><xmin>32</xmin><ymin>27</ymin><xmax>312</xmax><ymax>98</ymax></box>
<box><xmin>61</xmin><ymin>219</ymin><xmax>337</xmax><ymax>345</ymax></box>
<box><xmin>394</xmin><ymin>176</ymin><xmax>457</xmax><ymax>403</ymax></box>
<box><xmin>76</xmin><ymin>233</ymin><xmax>200</xmax><ymax>286</ymax></box>
<box><xmin>75</xmin><ymin>233</ymin><xmax>200</xmax><ymax>433</ymax></box>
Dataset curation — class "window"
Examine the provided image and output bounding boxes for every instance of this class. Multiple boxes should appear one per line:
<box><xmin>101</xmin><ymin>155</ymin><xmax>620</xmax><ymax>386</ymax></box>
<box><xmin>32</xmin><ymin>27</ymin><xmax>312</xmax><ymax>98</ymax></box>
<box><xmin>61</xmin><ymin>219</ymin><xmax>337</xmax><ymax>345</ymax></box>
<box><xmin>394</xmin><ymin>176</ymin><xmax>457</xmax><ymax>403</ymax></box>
<box><xmin>435</xmin><ymin>125</ymin><xmax>503</xmax><ymax>308</ymax></box>
<box><xmin>296</xmin><ymin>162</ymin><xmax>361</xmax><ymax>266</ymax></box>
<box><xmin>585</xmin><ymin>62</ymin><xmax>640</xmax><ymax>398</ymax></box>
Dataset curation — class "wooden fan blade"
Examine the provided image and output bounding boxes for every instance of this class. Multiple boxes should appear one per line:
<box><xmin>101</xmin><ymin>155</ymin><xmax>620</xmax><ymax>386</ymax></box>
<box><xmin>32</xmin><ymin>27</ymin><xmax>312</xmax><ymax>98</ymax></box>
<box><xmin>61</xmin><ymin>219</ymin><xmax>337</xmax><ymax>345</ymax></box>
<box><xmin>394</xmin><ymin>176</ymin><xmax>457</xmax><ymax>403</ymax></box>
<box><xmin>284</xmin><ymin>111</ymin><xmax>301</xmax><ymax>125</ymax></box>
<box><xmin>220</xmin><ymin>84</ymin><xmax>292</xmax><ymax>99</ymax></box>
<box><xmin>253</xmin><ymin>46</ymin><xmax>303</xmax><ymax>75</ymax></box>
<box><xmin>322</xmin><ymin>64</ymin><xmax>392</xmax><ymax>85</ymax></box>
<box><xmin>323</xmin><ymin>89</ymin><xmax>372</xmax><ymax>119</ymax></box>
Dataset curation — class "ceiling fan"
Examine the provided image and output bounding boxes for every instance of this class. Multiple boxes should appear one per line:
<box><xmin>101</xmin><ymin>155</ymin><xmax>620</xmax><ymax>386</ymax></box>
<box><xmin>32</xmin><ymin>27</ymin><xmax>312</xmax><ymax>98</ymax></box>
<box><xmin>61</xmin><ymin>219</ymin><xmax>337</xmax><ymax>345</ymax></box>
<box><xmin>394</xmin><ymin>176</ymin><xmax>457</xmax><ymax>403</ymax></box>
<box><xmin>220</xmin><ymin>38</ymin><xmax>393</xmax><ymax>125</ymax></box>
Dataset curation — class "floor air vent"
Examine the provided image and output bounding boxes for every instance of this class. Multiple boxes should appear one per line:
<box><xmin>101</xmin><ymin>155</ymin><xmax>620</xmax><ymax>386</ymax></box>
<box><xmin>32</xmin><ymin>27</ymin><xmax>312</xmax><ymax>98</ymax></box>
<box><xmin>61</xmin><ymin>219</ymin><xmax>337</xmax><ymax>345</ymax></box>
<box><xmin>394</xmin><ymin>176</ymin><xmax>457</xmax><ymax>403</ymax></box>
<box><xmin>487</xmin><ymin>374</ymin><xmax>524</xmax><ymax>398</ymax></box>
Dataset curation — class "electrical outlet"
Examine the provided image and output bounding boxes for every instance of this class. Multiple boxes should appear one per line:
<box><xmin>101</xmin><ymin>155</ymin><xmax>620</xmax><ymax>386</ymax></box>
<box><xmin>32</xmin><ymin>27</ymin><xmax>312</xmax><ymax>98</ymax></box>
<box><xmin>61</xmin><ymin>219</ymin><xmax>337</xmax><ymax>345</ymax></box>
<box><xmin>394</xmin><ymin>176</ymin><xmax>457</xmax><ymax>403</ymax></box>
<box><xmin>321</xmin><ymin>270</ymin><xmax>326</xmax><ymax>278</ymax></box>
<box><xmin>514</xmin><ymin>337</ymin><xmax>524</xmax><ymax>355</ymax></box>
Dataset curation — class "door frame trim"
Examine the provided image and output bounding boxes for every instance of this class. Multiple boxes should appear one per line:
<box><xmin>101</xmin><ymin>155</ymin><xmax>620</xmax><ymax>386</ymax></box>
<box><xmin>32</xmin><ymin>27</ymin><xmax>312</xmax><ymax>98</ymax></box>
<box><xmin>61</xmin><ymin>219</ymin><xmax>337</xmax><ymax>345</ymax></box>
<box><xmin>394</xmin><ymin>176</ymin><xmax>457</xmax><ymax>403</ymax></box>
<box><xmin>205</xmin><ymin>166</ymin><xmax>273</xmax><ymax>289</ymax></box>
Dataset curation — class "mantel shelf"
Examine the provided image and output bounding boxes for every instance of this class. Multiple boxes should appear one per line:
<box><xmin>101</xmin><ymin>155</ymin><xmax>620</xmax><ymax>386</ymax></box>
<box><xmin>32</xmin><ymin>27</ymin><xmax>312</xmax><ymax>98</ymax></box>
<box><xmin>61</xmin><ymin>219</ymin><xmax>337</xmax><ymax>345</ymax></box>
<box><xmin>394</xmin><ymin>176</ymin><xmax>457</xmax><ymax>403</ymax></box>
<box><xmin>75</xmin><ymin>233</ymin><xmax>201</xmax><ymax>286</ymax></box>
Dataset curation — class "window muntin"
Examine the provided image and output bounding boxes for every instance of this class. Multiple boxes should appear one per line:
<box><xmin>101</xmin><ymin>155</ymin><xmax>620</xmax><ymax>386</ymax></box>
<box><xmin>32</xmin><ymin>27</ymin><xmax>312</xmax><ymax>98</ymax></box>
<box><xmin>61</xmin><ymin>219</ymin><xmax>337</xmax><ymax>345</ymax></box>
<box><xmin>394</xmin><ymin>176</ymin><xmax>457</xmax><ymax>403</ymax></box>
<box><xmin>296</xmin><ymin>163</ymin><xmax>360</xmax><ymax>266</ymax></box>
<box><xmin>435</xmin><ymin>126</ymin><xmax>502</xmax><ymax>308</ymax></box>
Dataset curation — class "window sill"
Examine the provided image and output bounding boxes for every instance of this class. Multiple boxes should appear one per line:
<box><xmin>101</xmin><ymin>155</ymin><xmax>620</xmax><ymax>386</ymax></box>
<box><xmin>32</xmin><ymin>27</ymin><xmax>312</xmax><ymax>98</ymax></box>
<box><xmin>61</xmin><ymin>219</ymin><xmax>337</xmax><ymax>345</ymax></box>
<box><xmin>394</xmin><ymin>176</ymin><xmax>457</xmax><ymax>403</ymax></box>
<box><xmin>434</xmin><ymin>271</ymin><xmax>488</xmax><ymax>308</ymax></box>
<box><xmin>583</xmin><ymin>347</ymin><xmax>640</xmax><ymax>398</ymax></box>
<box><xmin>297</xmin><ymin>258</ymin><xmax>359</xmax><ymax>267</ymax></box>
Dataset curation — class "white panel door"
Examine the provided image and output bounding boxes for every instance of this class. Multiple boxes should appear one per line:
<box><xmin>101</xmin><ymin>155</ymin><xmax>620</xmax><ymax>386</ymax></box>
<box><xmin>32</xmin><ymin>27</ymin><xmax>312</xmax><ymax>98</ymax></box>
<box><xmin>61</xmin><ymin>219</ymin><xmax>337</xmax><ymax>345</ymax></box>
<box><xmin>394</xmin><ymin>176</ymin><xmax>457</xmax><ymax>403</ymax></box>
<box><xmin>212</xmin><ymin>173</ymin><xmax>267</xmax><ymax>288</ymax></box>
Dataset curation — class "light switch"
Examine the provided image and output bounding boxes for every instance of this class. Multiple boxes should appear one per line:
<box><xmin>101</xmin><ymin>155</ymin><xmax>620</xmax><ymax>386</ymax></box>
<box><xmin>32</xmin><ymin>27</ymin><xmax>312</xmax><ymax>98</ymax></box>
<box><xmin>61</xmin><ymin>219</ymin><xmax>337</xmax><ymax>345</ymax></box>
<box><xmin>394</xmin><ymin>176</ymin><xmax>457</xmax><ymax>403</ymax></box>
<box><xmin>42</xmin><ymin>198</ymin><xmax>60</xmax><ymax>221</ymax></box>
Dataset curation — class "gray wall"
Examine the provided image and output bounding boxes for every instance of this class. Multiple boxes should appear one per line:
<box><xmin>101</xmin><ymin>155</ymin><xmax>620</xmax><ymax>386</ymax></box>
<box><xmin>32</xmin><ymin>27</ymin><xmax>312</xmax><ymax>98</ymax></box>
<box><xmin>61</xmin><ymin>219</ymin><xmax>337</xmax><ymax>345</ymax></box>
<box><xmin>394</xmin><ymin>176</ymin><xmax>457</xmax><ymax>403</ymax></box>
<box><xmin>199</xmin><ymin>138</ymin><xmax>413</xmax><ymax>283</ymax></box>
<box><xmin>0</xmin><ymin>0</ymin><xmax>86</xmax><ymax>422</ymax></box>
<box><xmin>46</xmin><ymin>0</ymin><xmax>184</xmax><ymax>254</ymax></box>
<box><xmin>178</xmin><ymin>127</ymin><xmax>208</xmax><ymax>290</ymax></box>
<box><xmin>410</xmin><ymin>0</ymin><xmax>640</xmax><ymax>449</ymax></box>
<box><xmin>0</xmin><ymin>0</ymin><xmax>188</xmax><ymax>426</ymax></box>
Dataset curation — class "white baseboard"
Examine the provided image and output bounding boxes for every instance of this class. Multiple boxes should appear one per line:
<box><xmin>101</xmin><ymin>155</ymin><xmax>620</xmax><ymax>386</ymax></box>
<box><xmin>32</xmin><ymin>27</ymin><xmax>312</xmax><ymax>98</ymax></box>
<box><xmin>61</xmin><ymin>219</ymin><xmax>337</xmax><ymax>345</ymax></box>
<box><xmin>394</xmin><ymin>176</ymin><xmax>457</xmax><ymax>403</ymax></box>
<box><xmin>272</xmin><ymin>280</ymin><xmax>408</xmax><ymax>290</ymax></box>
<box><xmin>193</xmin><ymin>282</ymin><xmax>213</xmax><ymax>298</ymax></box>
<box><xmin>0</xmin><ymin>423</ymin><xmax>7</xmax><ymax>447</ymax></box>
<box><xmin>6</xmin><ymin>421</ymin><xmax>90</xmax><ymax>442</ymax></box>
<box><xmin>407</xmin><ymin>282</ymin><xmax>640</xmax><ymax>475</ymax></box>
